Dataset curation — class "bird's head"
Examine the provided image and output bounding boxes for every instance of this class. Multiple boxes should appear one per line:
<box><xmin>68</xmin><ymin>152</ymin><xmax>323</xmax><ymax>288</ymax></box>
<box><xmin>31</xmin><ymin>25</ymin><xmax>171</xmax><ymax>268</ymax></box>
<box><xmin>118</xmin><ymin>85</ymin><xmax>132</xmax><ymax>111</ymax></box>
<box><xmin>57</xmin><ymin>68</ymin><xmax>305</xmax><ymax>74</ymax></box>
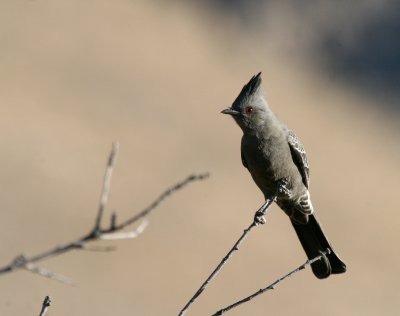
<box><xmin>221</xmin><ymin>72</ymin><xmax>269</xmax><ymax>132</ymax></box>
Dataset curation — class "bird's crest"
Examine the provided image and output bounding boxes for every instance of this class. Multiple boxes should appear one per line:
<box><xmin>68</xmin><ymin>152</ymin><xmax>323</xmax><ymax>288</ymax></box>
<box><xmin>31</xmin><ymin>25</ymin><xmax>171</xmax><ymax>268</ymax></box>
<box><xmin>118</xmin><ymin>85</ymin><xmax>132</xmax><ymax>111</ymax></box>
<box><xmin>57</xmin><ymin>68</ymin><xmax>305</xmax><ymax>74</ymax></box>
<box><xmin>237</xmin><ymin>72</ymin><xmax>262</xmax><ymax>100</ymax></box>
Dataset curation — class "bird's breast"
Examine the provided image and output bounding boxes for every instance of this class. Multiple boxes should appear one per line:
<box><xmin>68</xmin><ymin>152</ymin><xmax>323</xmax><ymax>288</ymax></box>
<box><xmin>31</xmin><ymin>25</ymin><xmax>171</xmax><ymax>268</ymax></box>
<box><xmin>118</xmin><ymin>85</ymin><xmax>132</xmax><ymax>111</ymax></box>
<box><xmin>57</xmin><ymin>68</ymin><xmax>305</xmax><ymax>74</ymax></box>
<box><xmin>241</xmin><ymin>133</ymin><xmax>295</xmax><ymax>199</ymax></box>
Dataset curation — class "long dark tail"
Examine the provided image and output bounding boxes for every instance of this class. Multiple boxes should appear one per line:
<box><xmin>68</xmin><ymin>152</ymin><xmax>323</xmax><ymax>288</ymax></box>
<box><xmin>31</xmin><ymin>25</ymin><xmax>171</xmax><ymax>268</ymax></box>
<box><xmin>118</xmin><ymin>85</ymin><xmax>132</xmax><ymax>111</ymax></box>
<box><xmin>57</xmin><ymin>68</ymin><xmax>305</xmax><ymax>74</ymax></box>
<box><xmin>291</xmin><ymin>214</ymin><xmax>346</xmax><ymax>279</ymax></box>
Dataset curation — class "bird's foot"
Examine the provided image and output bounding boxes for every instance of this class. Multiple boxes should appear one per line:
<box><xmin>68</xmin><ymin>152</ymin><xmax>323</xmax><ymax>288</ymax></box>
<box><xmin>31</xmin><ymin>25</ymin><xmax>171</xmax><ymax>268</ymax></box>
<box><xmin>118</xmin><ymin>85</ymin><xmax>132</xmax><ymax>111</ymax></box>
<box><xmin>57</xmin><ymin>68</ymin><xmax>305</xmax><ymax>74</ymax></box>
<box><xmin>254</xmin><ymin>210</ymin><xmax>266</xmax><ymax>225</ymax></box>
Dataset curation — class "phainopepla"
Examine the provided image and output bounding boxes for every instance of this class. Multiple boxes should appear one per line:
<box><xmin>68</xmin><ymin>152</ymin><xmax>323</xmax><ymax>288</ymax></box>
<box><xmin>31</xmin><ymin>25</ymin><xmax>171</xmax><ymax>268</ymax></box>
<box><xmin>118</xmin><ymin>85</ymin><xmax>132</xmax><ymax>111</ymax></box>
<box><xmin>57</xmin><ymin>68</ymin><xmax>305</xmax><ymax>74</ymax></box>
<box><xmin>221</xmin><ymin>72</ymin><xmax>346</xmax><ymax>279</ymax></box>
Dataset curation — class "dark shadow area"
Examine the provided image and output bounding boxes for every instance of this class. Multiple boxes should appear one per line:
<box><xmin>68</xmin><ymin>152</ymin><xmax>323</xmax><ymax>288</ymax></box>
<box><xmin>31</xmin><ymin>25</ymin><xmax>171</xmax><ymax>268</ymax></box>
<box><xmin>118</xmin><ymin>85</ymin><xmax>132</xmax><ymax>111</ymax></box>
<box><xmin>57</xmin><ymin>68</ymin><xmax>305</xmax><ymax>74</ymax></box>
<box><xmin>196</xmin><ymin>0</ymin><xmax>400</xmax><ymax>112</ymax></box>
<box><xmin>318</xmin><ymin>4</ymin><xmax>400</xmax><ymax>111</ymax></box>
<box><xmin>209</xmin><ymin>0</ymin><xmax>264</xmax><ymax>23</ymax></box>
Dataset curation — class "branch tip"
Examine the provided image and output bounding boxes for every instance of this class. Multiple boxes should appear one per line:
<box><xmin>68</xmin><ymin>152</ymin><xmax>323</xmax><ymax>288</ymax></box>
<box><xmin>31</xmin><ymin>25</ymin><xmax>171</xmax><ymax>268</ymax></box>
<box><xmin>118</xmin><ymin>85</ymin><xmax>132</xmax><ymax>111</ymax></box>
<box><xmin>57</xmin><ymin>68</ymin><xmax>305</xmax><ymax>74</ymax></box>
<box><xmin>39</xmin><ymin>296</ymin><xmax>52</xmax><ymax>316</ymax></box>
<box><xmin>93</xmin><ymin>142</ymin><xmax>120</xmax><ymax>232</ymax></box>
<box><xmin>110</xmin><ymin>212</ymin><xmax>117</xmax><ymax>230</ymax></box>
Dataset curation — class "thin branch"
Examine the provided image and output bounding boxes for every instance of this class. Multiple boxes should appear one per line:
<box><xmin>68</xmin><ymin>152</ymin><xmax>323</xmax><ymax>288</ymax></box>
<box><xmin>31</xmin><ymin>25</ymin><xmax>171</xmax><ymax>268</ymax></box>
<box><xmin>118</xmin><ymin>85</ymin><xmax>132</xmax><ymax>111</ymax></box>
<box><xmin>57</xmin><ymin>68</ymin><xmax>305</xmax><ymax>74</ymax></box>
<box><xmin>100</xmin><ymin>219</ymin><xmax>148</xmax><ymax>240</ymax></box>
<box><xmin>111</xmin><ymin>173</ymin><xmax>209</xmax><ymax>231</ymax></box>
<box><xmin>93</xmin><ymin>142</ymin><xmax>119</xmax><ymax>233</ymax></box>
<box><xmin>38</xmin><ymin>296</ymin><xmax>51</xmax><ymax>316</ymax></box>
<box><xmin>0</xmin><ymin>143</ymin><xmax>209</xmax><ymax>281</ymax></box>
<box><xmin>24</xmin><ymin>262</ymin><xmax>75</xmax><ymax>285</ymax></box>
<box><xmin>212</xmin><ymin>249</ymin><xmax>331</xmax><ymax>316</ymax></box>
<box><xmin>177</xmin><ymin>179</ymin><xmax>285</xmax><ymax>316</ymax></box>
<box><xmin>79</xmin><ymin>245</ymin><xmax>117</xmax><ymax>252</ymax></box>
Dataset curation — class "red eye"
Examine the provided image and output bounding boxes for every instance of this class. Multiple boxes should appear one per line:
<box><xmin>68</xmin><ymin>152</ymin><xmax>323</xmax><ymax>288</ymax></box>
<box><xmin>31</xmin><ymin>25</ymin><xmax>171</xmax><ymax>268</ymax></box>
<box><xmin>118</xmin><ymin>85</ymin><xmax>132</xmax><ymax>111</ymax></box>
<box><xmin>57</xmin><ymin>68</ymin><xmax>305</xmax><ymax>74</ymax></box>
<box><xmin>245</xmin><ymin>106</ymin><xmax>253</xmax><ymax>114</ymax></box>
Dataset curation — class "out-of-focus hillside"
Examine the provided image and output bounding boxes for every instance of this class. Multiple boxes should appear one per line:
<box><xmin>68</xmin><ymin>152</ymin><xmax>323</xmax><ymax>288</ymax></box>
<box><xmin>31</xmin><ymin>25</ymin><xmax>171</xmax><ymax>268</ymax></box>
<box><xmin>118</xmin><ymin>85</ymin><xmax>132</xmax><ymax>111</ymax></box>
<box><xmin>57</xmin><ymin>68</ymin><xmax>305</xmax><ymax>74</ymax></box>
<box><xmin>0</xmin><ymin>1</ymin><xmax>399</xmax><ymax>315</ymax></box>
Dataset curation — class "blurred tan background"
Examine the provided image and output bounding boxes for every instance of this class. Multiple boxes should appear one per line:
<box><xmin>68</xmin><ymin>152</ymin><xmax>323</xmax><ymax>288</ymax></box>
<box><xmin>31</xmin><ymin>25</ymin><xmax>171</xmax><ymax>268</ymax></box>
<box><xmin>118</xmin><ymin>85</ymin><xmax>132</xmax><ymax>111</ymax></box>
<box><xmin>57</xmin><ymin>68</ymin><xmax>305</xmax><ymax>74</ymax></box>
<box><xmin>0</xmin><ymin>0</ymin><xmax>399</xmax><ymax>315</ymax></box>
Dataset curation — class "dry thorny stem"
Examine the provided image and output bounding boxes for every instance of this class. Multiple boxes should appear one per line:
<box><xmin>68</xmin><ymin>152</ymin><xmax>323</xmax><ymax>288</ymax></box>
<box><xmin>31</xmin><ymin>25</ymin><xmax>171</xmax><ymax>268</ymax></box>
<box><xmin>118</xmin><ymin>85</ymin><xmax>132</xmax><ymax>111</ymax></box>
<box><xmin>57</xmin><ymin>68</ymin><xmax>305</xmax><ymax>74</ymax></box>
<box><xmin>38</xmin><ymin>296</ymin><xmax>51</xmax><ymax>316</ymax></box>
<box><xmin>212</xmin><ymin>249</ymin><xmax>331</xmax><ymax>315</ymax></box>
<box><xmin>0</xmin><ymin>142</ymin><xmax>209</xmax><ymax>283</ymax></box>
<box><xmin>178</xmin><ymin>178</ymin><xmax>288</xmax><ymax>316</ymax></box>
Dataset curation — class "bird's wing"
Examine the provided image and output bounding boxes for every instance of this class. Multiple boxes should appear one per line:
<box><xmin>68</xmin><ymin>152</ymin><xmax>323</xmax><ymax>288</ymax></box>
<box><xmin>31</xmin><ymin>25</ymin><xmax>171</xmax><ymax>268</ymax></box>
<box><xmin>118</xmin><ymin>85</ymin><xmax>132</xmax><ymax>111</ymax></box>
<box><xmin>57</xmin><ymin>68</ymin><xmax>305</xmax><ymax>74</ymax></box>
<box><xmin>287</xmin><ymin>130</ymin><xmax>310</xmax><ymax>188</ymax></box>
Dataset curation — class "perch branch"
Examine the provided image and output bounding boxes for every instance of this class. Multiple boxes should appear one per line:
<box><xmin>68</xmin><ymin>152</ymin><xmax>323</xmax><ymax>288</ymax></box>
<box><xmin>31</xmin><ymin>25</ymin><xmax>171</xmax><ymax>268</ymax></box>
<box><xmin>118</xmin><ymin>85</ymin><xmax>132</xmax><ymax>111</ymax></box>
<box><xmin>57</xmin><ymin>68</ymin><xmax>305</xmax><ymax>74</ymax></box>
<box><xmin>0</xmin><ymin>143</ymin><xmax>209</xmax><ymax>281</ymax></box>
<box><xmin>178</xmin><ymin>178</ymin><xmax>287</xmax><ymax>316</ymax></box>
<box><xmin>212</xmin><ymin>249</ymin><xmax>331</xmax><ymax>315</ymax></box>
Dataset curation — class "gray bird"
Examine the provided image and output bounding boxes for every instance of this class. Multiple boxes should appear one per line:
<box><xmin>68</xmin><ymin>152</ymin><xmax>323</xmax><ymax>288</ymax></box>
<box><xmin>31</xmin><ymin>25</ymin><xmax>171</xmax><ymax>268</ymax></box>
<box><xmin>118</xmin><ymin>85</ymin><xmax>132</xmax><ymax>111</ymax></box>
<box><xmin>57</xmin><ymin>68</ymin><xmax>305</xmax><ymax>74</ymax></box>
<box><xmin>222</xmin><ymin>72</ymin><xmax>346</xmax><ymax>279</ymax></box>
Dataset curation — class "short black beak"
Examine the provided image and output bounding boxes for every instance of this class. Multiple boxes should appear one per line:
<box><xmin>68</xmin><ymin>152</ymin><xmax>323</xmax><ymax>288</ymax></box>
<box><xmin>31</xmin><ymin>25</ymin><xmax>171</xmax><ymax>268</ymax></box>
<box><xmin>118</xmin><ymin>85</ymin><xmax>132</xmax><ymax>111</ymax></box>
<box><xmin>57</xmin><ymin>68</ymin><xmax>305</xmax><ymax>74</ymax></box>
<box><xmin>221</xmin><ymin>108</ymin><xmax>240</xmax><ymax>116</ymax></box>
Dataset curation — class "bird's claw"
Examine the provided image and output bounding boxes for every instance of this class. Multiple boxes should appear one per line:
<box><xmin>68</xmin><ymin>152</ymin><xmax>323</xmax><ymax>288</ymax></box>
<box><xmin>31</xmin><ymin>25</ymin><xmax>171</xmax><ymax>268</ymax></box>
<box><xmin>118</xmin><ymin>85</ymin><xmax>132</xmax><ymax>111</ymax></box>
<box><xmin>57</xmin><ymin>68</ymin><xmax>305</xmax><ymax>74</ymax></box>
<box><xmin>254</xmin><ymin>210</ymin><xmax>266</xmax><ymax>225</ymax></box>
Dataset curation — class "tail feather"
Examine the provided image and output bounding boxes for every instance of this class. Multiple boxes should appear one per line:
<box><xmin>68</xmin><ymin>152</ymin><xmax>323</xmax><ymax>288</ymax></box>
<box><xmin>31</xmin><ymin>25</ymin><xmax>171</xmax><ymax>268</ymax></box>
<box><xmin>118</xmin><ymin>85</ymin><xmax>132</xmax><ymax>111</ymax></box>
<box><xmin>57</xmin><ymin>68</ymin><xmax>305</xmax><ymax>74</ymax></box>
<box><xmin>291</xmin><ymin>214</ymin><xmax>346</xmax><ymax>279</ymax></box>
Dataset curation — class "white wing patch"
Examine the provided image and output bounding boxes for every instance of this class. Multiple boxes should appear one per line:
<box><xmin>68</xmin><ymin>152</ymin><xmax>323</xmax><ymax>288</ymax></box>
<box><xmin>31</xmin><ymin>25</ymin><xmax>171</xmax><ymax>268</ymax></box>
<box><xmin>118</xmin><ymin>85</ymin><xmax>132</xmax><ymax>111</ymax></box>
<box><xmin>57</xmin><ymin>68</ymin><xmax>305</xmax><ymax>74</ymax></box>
<box><xmin>287</xmin><ymin>130</ymin><xmax>310</xmax><ymax>188</ymax></box>
<box><xmin>298</xmin><ymin>191</ymin><xmax>314</xmax><ymax>215</ymax></box>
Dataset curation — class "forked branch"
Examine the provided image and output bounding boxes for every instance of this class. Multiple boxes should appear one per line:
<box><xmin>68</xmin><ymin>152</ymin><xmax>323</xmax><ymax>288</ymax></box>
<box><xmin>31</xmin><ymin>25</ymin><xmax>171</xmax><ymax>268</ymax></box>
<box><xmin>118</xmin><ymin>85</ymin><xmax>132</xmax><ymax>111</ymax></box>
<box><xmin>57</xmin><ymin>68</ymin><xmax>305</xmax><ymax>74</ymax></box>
<box><xmin>178</xmin><ymin>178</ymin><xmax>288</xmax><ymax>316</ymax></box>
<box><xmin>212</xmin><ymin>249</ymin><xmax>331</xmax><ymax>315</ymax></box>
<box><xmin>0</xmin><ymin>143</ymin><xmax>209</xmax><ymax>282</ymax></box>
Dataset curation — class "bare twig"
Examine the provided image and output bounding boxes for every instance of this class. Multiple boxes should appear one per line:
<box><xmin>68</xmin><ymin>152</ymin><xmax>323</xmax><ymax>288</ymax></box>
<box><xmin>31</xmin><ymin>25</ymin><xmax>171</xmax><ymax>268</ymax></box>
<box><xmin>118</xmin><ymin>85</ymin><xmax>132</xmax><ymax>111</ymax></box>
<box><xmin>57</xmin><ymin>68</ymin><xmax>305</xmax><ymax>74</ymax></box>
<box><xmin>100</xmin><ymin>219</ymin><xmax>148</xmax><ymax>240</ymax></box>
<box><xmin>0</xmin><ymin>143</ymin><xmax>209</xmax><ymax>281</ymax></box>
<box><xmin>212</xmin><ymin>249</ymin><xmax>331</xmax><ymax>315</ymax></box>
<box><xmin>93</xmin><ymin>142</ymin><xmax>119</xmax><ymax>233</ymax></box>
<box><xmin>111</xmin><ymin>173</ymin><xmax>209</xmax><ymax>231</ymax></box>
<box><xmin>24</xmin><ymin>262</ymin><xmax>75</xmax><ymax>285</ymax></box>
<box><xmin>38</xmin><ymin>296</ymin><xmax>51</xmax><ymax>316</ymax></box>
<box><xmin>79</xmin><ymin>245</ymin><xmax>117</xmax><ymax>252</ymax></box>
<box><xmin>177</xmin><ymin>178</ymin><xmax>285</xmax><ymax>316</ymax></box>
